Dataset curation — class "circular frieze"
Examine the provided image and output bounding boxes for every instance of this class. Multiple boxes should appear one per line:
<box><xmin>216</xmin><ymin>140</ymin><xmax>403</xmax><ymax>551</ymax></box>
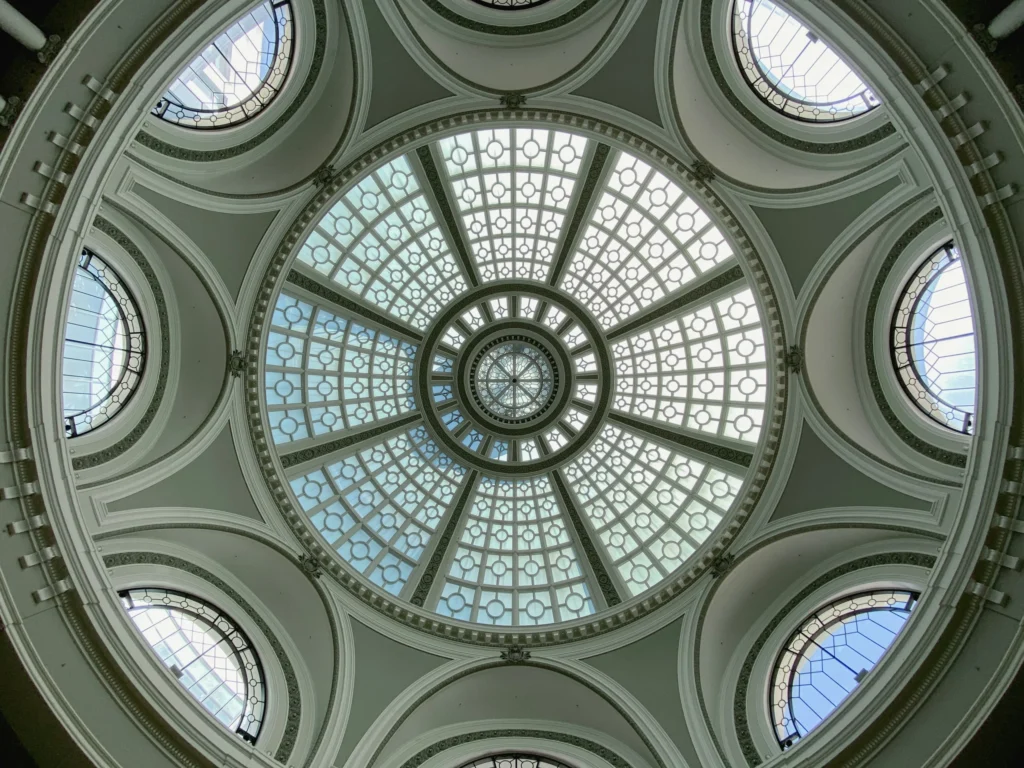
<box><xmin>248</xmin><ymin>112</ymin><xmax>786</xmax><ymax>642</ymax></box>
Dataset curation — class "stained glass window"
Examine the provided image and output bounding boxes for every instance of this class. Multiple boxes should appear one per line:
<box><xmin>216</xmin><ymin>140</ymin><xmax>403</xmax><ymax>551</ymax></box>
<box><xmin>154</xmin><ymin>1</ymin><xmax>294</xmax><ymax>129</ymax></box>
<box><xmin>265</xmin><ymin>292</ymin><xmax>417</xmax><ymax>445</ymax></box>
<box><xmin>120</xmin><ymin>588</ymin><xmax>266</xmax><ymax>743</ymax></box>
<box><xmin>891</xmin><ymin>243</ymin><xmax>976</xmax><ymax>434</ymax></box>
<box><xmin>437</xmin><ymin>475</ymin><xmax>594</xmax><ymax>625</ymax></box>
<box><xmin>291</xmin><ymin>426</ymin><xmax>466</xmax><ymax>595</ymax></box>
<box><xmin>771</xmin><ymin>589</ymin><xmax>917</xmax><ymax>748</ymax></box>
<box><xmin>63</xmin><ymin>249</ymin><xmax>145</xmax><ymax>437</ymax></box>
<box><xmin>732</xmin><ymin>0</ymin><xmax>879</xmax><ymax>122</ymax></box>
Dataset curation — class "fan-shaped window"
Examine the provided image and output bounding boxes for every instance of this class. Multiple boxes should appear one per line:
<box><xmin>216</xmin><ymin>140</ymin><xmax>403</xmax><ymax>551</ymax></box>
<box><xmin>63</xmin><ymin>249</ymin><xmax>145</xmax><ymax>437</ymax></box>
<box><xmin>470</xmin><ymin>1</ymin><xmax>554</xmax><ymax>8</ymax></box>
<box><xmin>458</xmin><ymin>757</ymin><xmax>575</xmax><ymax>768</ymax></box>
<box><xmin>770</xmin><ymin>589</ymin><xmax>917</xmax><ymax>748</ymax></box>
<box><xmin>153</xmin><ymin>1</ymin><xmax>294</xmax><ymax>129</ymax></box>
<box><xmin>731</xmin><ymin>0</ymin><xmax>879</xmax><ymax>122</ymax></box>
<box><xmin>891</xmin><ymin>243</ymin><xmax>976</xmax><ymax>435</ymax></box>
<box><xmin>119</xmin><ymin>588</ymin><xmax>266</xmax><ymax>743</ymax></box>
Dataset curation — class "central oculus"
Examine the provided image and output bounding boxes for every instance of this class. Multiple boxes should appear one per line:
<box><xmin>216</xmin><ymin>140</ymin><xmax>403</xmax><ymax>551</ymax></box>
<box><xmin>470</xmin><ymin>336</ymin><xmax>557</xmax><ymax>424</ymax></box>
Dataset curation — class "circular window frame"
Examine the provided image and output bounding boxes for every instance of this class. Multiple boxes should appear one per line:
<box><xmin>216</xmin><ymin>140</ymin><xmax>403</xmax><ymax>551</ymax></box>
<box><xmin>244</xmin><ymin>110</ymin><xmax>789</xmax><ymax>647</ymax></box>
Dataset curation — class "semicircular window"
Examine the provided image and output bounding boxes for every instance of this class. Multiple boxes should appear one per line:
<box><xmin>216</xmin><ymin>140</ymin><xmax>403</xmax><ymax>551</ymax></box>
<box><xmin>457</xmin><ymin>756</ymin><xmax>575</xmax><ymax>768</ymax></box>
<box><xmin>891</xmin><ymin>243</ymin><xmax>977</xmax><ymax>435</ymax></box>
<box><xmin>63</xmin><ymin>249</ymin><xmax>145</xmax><ymax>438</ymax></box>
<box><xmin>770</xmin><ymin>589</ymin><xmax>918</xmax><ymax>748</ymax></box>
<box><xmin>470</xmin><ymin>0</ymin><xmax>554</xmax><ymax>8</ymax></box>
<box><xmin>731</xmin><ymin>0</ymin><xmax>879</xmax><ymax>122</ymax></box>
<box><xmin>119</xmin><ymin>588</ymin><xmax>266</xmax><ymax>743</ymax></box>
<box><xmin>153</xmin><ymin>1</ymin><xmax>294</xmax><ymax>129</ymax></box>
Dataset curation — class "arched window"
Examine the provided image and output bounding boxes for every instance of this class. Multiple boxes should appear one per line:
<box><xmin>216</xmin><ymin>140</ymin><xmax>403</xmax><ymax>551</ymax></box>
<box><xmin>770</xmin><ymin>589</ymin><xmax>918</xmax><ymax>748</ymax></box>
<box><xmin>457</xmin><ymin>757</ymin><xmax>575</xmax><ymax>768</ymax></box>
<box><xmin>153</xmin><ymin>1</ymin><xmax>294</xmax><ymax>129</ymax></box>
<box><xmin>63</xmin><ymin>249</ymin><xmax>145</xmax><ymax>438</ymax></box>
<box><xmin>891</xmin><ymin>243</ymin><xmax>977</xmax><ymax>435</ymax></box>
<box><xmin>731</xmin><ymin>0</ymin><xmax>879</xmax><ymax>122</ymax></box>
<box><xmin>470</xmin><ymin>1</ymin><xmax>554</xmax><ymax>8</ymax></box>
<box><xmin>119</xmin><ymin>588</ymin><xmax>266</xmax><ymax>743</ymax></box>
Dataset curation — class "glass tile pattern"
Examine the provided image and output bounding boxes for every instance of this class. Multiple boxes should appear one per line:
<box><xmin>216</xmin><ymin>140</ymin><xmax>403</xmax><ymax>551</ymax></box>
<box><xmin>154</xmin><ymin>1</ymin><xmax>294</xmax><ymax>128</ymax></box>
<box><xmin>891</xmin><ymin>243</ymin><xmax>976</xmax><ymax>434</ymax></box>
<box><xmin>120</xmin><ymin>588</ymin><xmax>265</xmax><ymax>743</ymax></box>
<box><xmin>732</xmin><ymin>0</ymin><xmax>879</xmax><ymax>122</ymax></box>
<box><xmin>771</xmin><ymin>590</ymin><xmax>917</xmax><ymax>748</ymax></box>
<box><xmin>63</xmin><ymin>249</ymin><xmax>145</xmax><ymax>437</ymax></box>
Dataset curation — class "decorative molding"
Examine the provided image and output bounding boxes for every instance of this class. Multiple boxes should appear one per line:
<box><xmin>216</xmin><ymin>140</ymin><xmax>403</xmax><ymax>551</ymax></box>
<box><xmin>279</xmin><ymin>412</ymin><xmax>422</xmax><ymax>469</ymax></box>
<box><xmin>419</xmin><ymin>0</ymin><xmax>602</xmax><ymax>35</ymax></box>
<box><xmin>863</xmin><ymin>207</ymin><xmax>966</xmax><ymax>467</ymax></box>
<box><xmin>500</xmin><ymin>92</ymin><xmax>527</xmax><ymax>109</ymax></box>
<box><xmin>733</xmin><ymin>552</ymin><xmax>937</xmax><ymax>766</ymax></box>
<box><xmin>242</xmin><ymin>109</ymin><xmax>789</xmax><ymax>646</ymax></box>
<box><xmin>72</xmin><ymin>216</ymin><xmax>171</xmax><ymax>469</ymax></box>
<box><xmin>500</xmin><ymin>644</ymin><xmax>532</xmax><ymax>663</ymax></box>
<box><xmin>103</xmin><ymin>552</ymin><xmax>302</xmax><ymax>763</ymax></box>
<box><xmin>695</xmin><ymin>0</ymin><xmax>896</xmax><ymax>154</ymax></box>
<box><xmin>785</xmin><ymin>345</ymin><xmax>803</xmax><ymax>374</ymax></box>
<box><xmin>228</xmin><ymin>349</ymin><xmax>248</xmax><ymax>379</ymax></box>
<box><xmin>415</xmin><ymin>145</ymin><xmax>480</xmax><ymax>286</ymax></box>
<box><xmin>135</xmin><ymin>0</ymin><xmax>329</xmax><ymax>162</ymax></box>
<box><xmin>709</xmin><ymin>552</ymin><xmax>735</xmax><ymax>578</ymax></box>
<box><xmin>607</xmin><ymin>412</ymin><xmax>754</xmax><ymax>469</ymax></box>
<box><xmin>548</xmin><ymin>142</ymin><xmax>610</xmax><ymax>287</ymax></box>
<box><xmin>397</xmin><ymin>728</ymin><xmax>631</xmax><ymax>768</ymax></box>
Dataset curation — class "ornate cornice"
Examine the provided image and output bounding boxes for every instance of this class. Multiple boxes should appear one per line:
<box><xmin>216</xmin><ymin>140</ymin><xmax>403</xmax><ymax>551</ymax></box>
<box><xmin>103</xmin><ymin>552</ymin><xmax>303</xmax><ymax>762</ymax></box>
<box><xmin>71</xmin><ymin>216</ymin><xmax>170</xmax><ymax>469</ymax></box>
<box><xmin>135</xmin><ymin>0</ymin><xmax>330</xmax><ymax>162</ymax></box>
<box><xmin>241</xmin><ymin>109</ymin><xmax>790</xmax><ymax>646</ymax></box>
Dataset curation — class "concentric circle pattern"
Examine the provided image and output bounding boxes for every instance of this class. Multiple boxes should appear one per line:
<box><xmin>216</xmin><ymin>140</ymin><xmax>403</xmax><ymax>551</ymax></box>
<box><xmin>262</xmin><ymin>123</ymin><xmax>774</xmax><ymax>627</ymax></box>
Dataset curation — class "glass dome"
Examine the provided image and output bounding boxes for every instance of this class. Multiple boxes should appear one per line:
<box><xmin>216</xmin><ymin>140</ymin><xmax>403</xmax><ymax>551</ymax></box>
<box><xmin>261</xmin><ymin>123</ymin><xmax>774</xmax><ymax>627</ymax></box>
<box><xmin>731</xmin><ymin>0</ymin><xmax>879</xmax><ymax>122</ymax></box>
<box><xmin>62</xmin><ymin>249</ymin><xmax>145</xmax><ymax>437</ymax></box>
<box><xmin>153</xmin><ymin>1</ymin><xmax>294</xmax><ymax>129</ymax></box>
<box><xmin>891</xmin><ymin>243</ymin><xmax>976</xmax><ymax>434</ymax></box>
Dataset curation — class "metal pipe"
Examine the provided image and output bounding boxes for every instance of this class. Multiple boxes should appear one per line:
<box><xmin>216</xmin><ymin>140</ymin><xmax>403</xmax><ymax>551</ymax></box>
<box><xmin>989</xmin><ymin>0</ymin><xmax>1024</xmax><ymax>39</ymax></box>
<box><xmin>0</xmin><ymin>0</ymin><xmax>46</xmax><ymax>51</ymax></box>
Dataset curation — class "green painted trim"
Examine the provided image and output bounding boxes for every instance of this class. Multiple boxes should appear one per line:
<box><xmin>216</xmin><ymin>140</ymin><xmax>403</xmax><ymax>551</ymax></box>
<box><xmin>279</xmin><ymin>412</ymin><xmax>422</xmax><ymax>469</ymax></box>
<box><xmin>416</xmin><ymin>145</ymin><xmax>480</xmax><ymax>286</ymax></box>
<box><xmin>286</xmin><ymin>268</ymin><xmax>425</xmax><ymax>342</ymax></box>
<box><xmin>551</xmin><ymin>469</ymin><xmax>622</xmax><ymax>606</ymax></box>
<box><xmin>72</xmin><ymin>217</ymin><xmax>170</xmax><ymax>469</ymax></box>
<box><xmin>399</xmin><ymin>728</ymin><xmax>632</xmax><ymax>768</ymax></box>
<box><xmin>420</xmin><ymin>0</ymin><xmax>601</xmax><ymax>35</ymax></box>
<box><xmin>136</xmin><ymin>0</ymin><xmax>330</xmax><ymax>162</ymax></box>
<box><xmin>608</xmin><ymin>411</ymin><xmax>753</xmax><ymax>468</ymax></box>
<box><xmin>863</xmin><ymin>208</ymin><xmax>966</xmax><ymax>466</ymax></box>
<box><xmin>548</xmin><ymin>143</ymin><xmax>610</xmax><ymax>287</ymax></box>
<box><xmin>103</xmin><ymin>551</ymin><xmax>303</xmax><ymax>763</ymax></box>
<box><xmin>733</xmin><ymin>552</ymin><xmax>937</xmax><ymax>766</ymax></box>
<box><xmin>606</xmin><ymin>263</ymin><xmax>744</xmax><ymax>340</ymax></box>
<box><xmin>695</xmin><ymin>0</ymin><xmax>895</xmax><ymax>155</ymax></box>
<box><xmin>410</xmin><ymin>469</ymin><xmax>481</xmax><ymax>606</ymax></box>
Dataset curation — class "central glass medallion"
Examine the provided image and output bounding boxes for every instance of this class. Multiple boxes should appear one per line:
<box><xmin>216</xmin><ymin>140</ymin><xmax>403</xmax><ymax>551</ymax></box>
<box><xmin>471</xmin><ymin>337</ymin><xmax>557</xmax><ymax>424</ymax></box>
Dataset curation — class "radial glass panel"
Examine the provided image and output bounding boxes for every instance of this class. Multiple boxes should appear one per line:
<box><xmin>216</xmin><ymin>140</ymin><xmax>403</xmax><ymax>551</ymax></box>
<box><xmin>296</xmin><ymin>155</ymin><xmax>468</xmax><ymax>330</ymax></box>
<box><xmin>561</xmin><ymin>150</ymin><xmax>734</xmax><ymax>329</ymax></box>
<box><xmin>439</xmin><ymin>127</ymin><xmax>588</xmax><ymax>282</ymax></box>
<box><xmin>267</xmin><ymin>122</ymin><xmax>775</xmax><ymax>627</ymax></box>
<box><xmin>62</xmin><ymin>249</ymin><xmax>145</xmax><ymax>437</ymax></box>
<box><xmin>291</xmin><ymin>426</ymin><xmax>466</xmax><ymax>595</ymax></box>
<box><xmin>120</xmin><ymin>588</ymin><xmax>266</xmax><ymax>743</ymax></box>
<box><xmin>891</xmin><ymin>243</ymin><xmax>976</xmax><ymax>434</ymax></box>
<box><xmin>732</xmin><ymin>0</ymin><xmax>879</xmax><ymax>122</ymax></box>
<box><xmin>771</xmin><ymin>589</ymin><xmax>917</xmax><ymax>748</ymax></box>
<box><xmin>437</xmin><ymin>475</ymin><xmax>594</xmax><ymax>625</ymax></box>
<box><xmin>154</xmin><ymin>1</ymin><xmax>294</xmax><ymax>128</ymax></box>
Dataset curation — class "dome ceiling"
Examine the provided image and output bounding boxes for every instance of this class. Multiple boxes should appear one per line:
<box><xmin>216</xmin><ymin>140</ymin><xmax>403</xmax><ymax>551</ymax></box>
<box><xmin>255</xmin><ymin>119</ymin><xmax>783</xmax><ymax>631</ymax></box>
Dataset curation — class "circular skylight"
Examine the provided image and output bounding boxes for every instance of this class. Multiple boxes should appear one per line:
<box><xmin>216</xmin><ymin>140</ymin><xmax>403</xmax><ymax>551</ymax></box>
<box><xmin>731</xmin><ymin>0</ymin><xmax>879</xmax><ymax>122</ymax></box>
<box><xmin>258</xmin><ymin>121</ymin><xmax>779</xmax><ymax>629</ymax></box>
<box><xmin>153</xmin><ymin>1</ymin><xmax>294</xmax><ymax>129</ymax></box>
<box><xmin>891</xmin><ymin>242</ymin><xmax>976</xmax><ymax>434</ymax></box>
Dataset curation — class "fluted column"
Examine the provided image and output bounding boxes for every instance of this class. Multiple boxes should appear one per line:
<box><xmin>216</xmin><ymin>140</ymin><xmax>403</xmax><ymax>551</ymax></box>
<box><xmin>0</xmin><ymin>0</ymin><xmax>46</xmax><ymax>51</ymax></box>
